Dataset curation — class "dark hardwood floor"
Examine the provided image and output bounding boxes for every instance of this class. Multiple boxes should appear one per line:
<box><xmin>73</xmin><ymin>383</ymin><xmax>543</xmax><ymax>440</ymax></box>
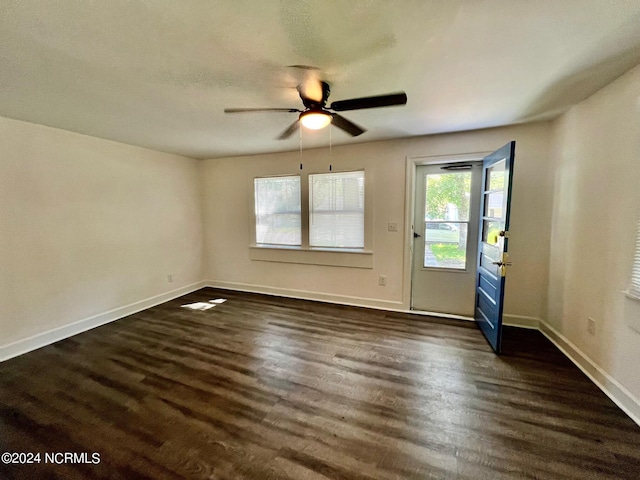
<box><xmin>1</xmin><ymin>288</ymin><xmax>639</xmax><ymax>479</ymax></box>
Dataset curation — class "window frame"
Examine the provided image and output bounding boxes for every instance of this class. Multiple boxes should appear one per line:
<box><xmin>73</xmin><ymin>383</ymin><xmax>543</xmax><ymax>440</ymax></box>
<box><xmin>627</xmin><ymin>215</ymin><xmax>640</xmax><ymax>301</ymax></box>
<box><xmin>253</xmin><ymin>174</ymin><xmax>302</xmax><ymax>247</ymax></box>
<box><xmin>250</xmin><ymin>168</ymin><xmax>373</xmax><ymax>268</ymax></box>
<box><xmin>309</xmin><ymin>170</ymin><xmax>365</xmax><ymax>249</ymax></box>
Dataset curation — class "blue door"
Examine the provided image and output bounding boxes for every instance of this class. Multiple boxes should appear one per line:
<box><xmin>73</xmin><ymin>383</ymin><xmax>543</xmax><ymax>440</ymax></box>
<box><xmin>475</xmin><ymin>142</ymin><xmax>515</xmax><ymax>353</ymax></box>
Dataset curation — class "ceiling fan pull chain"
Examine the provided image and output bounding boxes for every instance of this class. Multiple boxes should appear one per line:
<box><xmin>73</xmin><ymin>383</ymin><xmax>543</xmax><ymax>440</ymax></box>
<box><xmin>299</xmin><ymin>121</ymin><xmax>303</xmax><ymax>162</ymax></box>
<box><xmin>329</xmin><ymin>123</ymin><xmax>332</xmax><ymax>171</ymax></box>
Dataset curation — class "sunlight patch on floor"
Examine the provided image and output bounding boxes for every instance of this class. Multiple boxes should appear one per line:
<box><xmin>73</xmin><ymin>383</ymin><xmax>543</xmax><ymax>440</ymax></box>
<box><xmin>181</xmin><ymin>299</ymin><xmax>227</xmax><ymax>311</ymax></box>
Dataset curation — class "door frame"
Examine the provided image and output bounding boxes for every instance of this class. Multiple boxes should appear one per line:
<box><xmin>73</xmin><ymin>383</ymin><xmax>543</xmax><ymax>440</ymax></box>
<box><xmin>402</xmin><ymin>151</ymin><xmax>492</xmax><ymax>313</ymax></box>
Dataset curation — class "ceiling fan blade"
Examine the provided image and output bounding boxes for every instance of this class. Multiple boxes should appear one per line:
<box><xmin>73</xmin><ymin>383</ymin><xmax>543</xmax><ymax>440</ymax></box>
<box><xmin>287</xmin><ymin>64</ymin><xmax>320</xmax><ymax>71</ymax></box>
<box><xmin>331</xmin><ymin>113</ymin><xmax>366</xmax><ymax>137</ymax></box>
<box><xmin>277</xmin><ymin>120</ymin><xmax>300</xmax><ymax>140</ymax></box>
<box><xmin>224</xmin><ymin>108</ymin><xmax>300</xmax><ymax>113</ymax></box>
<box><xmin>329</xmin><ymin>92</ymin><xmax>407</xmax><ymax>111</ymax></box>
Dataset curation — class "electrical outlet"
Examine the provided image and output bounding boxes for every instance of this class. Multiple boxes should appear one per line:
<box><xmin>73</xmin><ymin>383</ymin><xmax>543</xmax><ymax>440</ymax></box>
<box><xmin>388</xmin><ymin>222</ymin><xmax>398</xmax><ymax>232</ymax></box>
<box><xmin>587</xmin><ymin>317</ymin><xmax>596</xmax><ymax>335</ymax></box>
<box><xmin>379</xmin><ymin>275</ymin><xmax>387</xmax><ymax>286</ymax></box>
<box><xmin>167</xmin><ymin>274</ymin><xmax>174</xmax><ymax>283</ymax></box>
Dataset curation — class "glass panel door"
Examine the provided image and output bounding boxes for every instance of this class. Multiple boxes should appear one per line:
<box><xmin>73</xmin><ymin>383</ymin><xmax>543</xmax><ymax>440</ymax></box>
<box><xmin>411</xmin><ymin>163</ymin><xmax>482</xmax><ymax>316</ymax></box>
<box><xmin>475</xmin><ymin>142</ymin><xmax>516</xmax><ymax>353</ymax></box>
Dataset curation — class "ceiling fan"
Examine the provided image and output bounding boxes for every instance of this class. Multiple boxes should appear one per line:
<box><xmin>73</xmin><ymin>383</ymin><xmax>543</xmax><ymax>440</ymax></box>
<box><xmin>224</xmin><ymin>80</ymin><xmax>407</xmax><ymax>140</ymax></box>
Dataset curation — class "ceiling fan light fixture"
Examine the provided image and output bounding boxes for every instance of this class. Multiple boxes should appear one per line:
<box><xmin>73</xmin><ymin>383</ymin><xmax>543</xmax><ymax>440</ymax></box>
<box><xmin>224</xmin><ymin>80</ymin><xmax>406</xmax><ymax>139</ymax></box>
<box><xmin>299</xmin><ymin>110</ymin><xmax>332</xmax><ymax>130</ymax></box>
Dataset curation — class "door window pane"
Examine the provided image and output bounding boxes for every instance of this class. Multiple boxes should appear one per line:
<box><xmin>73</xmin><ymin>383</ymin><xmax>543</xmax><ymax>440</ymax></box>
<box><xmin>482</xmin><ymin>220</ymin><xmax>503</xmax><ymax>245</ymax></box>
<box><xmin>425</xmin><ymin>172</ymin><xmax>471</xmax><ymax>221</ymax></box>
<box><xmin>486</xmin><ymin>160</ymin><xmax>506</xmax><ymax>191</ymax></box>
<box><xmin>424</xmin><ymin>171</ymin><xmax>472</xmax><ymax>269</ymax></box>
<box><xmin>424</xmin><ymin>222</ymin><xmax>467</xmax><ymax>269</ymax></box>
<box><xmin>484</xmin><ymin>192</ymin><xmax>504</xmax><ymax>218</ymax></box>
<box><xmin>254</xmin><ymin>176</ymin><xmax>301</xmax><ymax>246</ymax></box>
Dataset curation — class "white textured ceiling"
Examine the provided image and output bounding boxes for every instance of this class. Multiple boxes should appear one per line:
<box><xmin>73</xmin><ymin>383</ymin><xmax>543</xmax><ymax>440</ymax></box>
<box><xmin>2</xmin><ymin>1</ymin><xmax>640</xmax><ymax>159</ymax></box>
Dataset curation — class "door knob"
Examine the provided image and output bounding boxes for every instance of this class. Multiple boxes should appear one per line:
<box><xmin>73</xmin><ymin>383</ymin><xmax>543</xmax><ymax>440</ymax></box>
<box><xmin>413</xmin><ymin>232</ymin><xmax>421</xmax><ymax>238</ymax></box>
<box><xmin>492</xmin><ymin>258</ymin><xmax>513</xmax><ymax>277</ymax></box>
<box><xmin>491</xmin><ymin>261</ymin><xmax>513</xmax><ymax>267</ymax></box>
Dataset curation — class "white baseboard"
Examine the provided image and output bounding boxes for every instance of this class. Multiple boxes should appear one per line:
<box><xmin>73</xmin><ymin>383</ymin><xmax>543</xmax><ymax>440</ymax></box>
<box><xmin>207</xmin><ymin>282</ymin><xmax>546</xmax><ymax>329</ymax></box>
<box><xmin>503</xmin><ymin>314</ymin><xmax>541</xmax><ymax>329</ymax></box>
<box><xmin>206</xmin><ymin>280</ymin><xmax>405</xmax><ymax>311</ymax></box>
<box><xmin>0</xmin><ymin>281</ymin><xmax>208</xmax><ymax>362</ymax></box>
<box><xmin>539</xmin><ymin>319</ymin><xmax>640</xmax><ymax>427</ymax></box>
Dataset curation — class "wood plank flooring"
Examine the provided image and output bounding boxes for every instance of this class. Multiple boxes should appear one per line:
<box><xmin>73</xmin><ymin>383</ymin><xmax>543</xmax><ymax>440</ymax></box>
<box><xmin>1</xmin><ymin>288</ymin><xmax>639</xmax><ymax>479</ymax></box>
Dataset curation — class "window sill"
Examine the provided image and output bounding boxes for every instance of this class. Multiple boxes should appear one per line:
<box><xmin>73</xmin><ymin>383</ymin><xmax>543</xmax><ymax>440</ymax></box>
<box><xmin>249</xmin><ymin>244</ymin><xmax>373</xmax><ymax>268</ymax></box>
<box><xmin>624</xmin><ymin>290</ymin><xmax>640</xmax><ymax>302</ymax></box>
<box><xmin>420</xmin><ymin>266</ymin><xmax>469</xmax><ymax>274</ymax></box>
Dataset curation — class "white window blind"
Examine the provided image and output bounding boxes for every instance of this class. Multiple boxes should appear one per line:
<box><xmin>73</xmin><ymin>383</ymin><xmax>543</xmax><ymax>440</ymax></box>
<box><xmin>309</xmin><ymin>171</ymin><xmax>364</xmax><ymax>248</ymax></box>
<box><xmin>254</xmin><ymin>176</ymin><xmax>301</xmax><ymax>246</ymax></box>
<box><xmin>629</xmin><ymin>216</ymin><xmax>640</xmax><ymax>299</ymax></box>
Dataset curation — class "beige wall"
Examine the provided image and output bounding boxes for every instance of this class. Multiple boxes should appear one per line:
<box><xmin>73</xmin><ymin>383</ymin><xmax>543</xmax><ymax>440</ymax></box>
<box><xmin>201</xmin><ymin>122</ymin><xmax>552</xmax><ymax>322</ymax></box>
<box><xmin>0</xmin><ymin>117</ymin><xmax>204</xmax><ymax>348</ymax></box>
<box><xmin>547</xmin><ymin>64</ymin><xmax>640</xmax><ymax>400</ymax></box>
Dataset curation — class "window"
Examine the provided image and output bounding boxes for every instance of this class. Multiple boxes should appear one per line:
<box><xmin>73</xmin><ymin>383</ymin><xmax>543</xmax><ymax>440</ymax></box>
<box><xmin>252</xmin><ymin>169</ymin><xmax>371</xmax><ymax>267</ymax></box>
<box><xmin>254</xmin><ymin>175</ymin><xmax>301</xmax><ymax>246</ymax></box>
<box><xmin>309</xmin><ymin>171</ymin><xmax>365</xmax><ymax>248</ymax></box>
<box><xmin>629</xmin><ymin>216</ymin><xmax>640</xmax><ymax>300</ymax></box>
<box><xmin>423</xmin><ymin>171</ymin><xmax>471</xmax><ymax>269</ymax></box>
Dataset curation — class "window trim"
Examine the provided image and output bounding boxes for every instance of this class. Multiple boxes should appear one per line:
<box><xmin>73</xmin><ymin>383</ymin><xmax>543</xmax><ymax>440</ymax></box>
<box><xmin>249</xmin><ymin>244</ymin><xmax>373</xmax><ymax>268</ymax></box>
